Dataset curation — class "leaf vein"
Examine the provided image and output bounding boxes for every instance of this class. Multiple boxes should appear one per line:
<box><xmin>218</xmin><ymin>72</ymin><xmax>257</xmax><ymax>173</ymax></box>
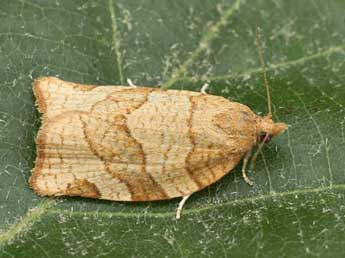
<box><xmin>49</xmin><ymin>184</ymin><xmax>345</xmax><ymax>219</ymax></box>
<box><xmin>292</xmin><ymin>90</ymin><xmax>334</xmax><ymax>187</ymax></box>
<box><xmin>108</xmin><ymin>0</ymin><xmax>124</xmax><ymax>84</ymax></box>
<box><xmin>193</xmin><ymin>43</ymin><xmax>345</xmax><ymax>81</ymax></box>
<box><xmin>0</xmin><ymin>200</ymin><xmax>56</xmax><ymax>247</ymax></box>
<box><xmin>161</xmin><ymin>0</ymin><xmax>244</xmax><ymax>89</ymax></box>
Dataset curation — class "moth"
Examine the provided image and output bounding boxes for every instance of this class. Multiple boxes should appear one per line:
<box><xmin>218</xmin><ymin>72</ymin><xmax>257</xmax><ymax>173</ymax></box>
<box><xmin>30</xmin><ymin>29</ymin><xmax>287</xmax><ymax>218</ymax></box>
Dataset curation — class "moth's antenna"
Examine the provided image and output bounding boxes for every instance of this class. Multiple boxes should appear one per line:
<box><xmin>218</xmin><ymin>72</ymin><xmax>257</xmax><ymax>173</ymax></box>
<box><xmin>256</xmin><ymin>25</ymin><xmax>272</xmax><ymax>118</ymax></box>
<box><xmin>249</xmin><ymin>25</ymin><xmax>272</xmax><ymax>171</ymax></box>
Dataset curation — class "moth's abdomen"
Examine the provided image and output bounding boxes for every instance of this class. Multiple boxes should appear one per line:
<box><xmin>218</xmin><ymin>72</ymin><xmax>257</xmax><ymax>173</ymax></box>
<box><xmin>30</xmin><ymin>77</ymin><xmax>257</xmax><ymax>201</ymax></box>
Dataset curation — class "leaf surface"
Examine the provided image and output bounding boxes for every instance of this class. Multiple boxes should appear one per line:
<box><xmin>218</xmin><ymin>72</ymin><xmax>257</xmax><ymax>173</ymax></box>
<box><xmin>1</xmin><ymin>0</ymin><xmax>345</xmax><ymax>257</ymax></box>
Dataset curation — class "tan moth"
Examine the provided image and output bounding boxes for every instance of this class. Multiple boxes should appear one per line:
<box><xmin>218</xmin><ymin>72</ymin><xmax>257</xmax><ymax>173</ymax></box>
<box><xmin>30</xmin><ymin>28</ymin><xmax>287</xmax><ymax>219</ymax></box>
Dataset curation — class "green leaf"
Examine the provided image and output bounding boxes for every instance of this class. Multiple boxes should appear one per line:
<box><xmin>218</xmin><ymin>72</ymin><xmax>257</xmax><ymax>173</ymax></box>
<box><xmin>1</xmin><ymin>0</ymin><xmax>345</xmax><ymax>257</ymax></box>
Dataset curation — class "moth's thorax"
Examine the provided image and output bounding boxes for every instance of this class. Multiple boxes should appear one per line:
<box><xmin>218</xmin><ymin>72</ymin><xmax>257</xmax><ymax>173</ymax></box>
<box><xmin>255</xmin><ymin>115</ymin><xmax>287</xmax><ymax>142</ymax></box>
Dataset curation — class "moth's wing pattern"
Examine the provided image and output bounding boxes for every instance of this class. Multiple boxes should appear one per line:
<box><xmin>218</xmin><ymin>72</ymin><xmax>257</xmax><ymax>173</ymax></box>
<box><xmin>181</xmin><ymin>95</ymin><xmax>258</xmax><ymax>190</ymax></box>
<box><xmin>30</xmin><ymin>77</ymin><xmax>257</xmax><ymax>201</ymax></box>
<box><xmin>30</xmin><ymin>77</ymin><xmax>137</xmax><ymax>200</ymax></box>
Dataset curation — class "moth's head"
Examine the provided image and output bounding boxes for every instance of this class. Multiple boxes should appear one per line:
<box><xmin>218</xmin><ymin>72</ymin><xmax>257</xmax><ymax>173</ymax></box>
<box><xmin>256</xmin><ymin>115</ymin><xmax>287</xmax><ymax>144</ymax></box>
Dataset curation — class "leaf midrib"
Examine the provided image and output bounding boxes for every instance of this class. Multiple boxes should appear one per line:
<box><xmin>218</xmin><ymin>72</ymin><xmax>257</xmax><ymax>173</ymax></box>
<box><xmin>1</xmin><ymin>183</ymin><xmax>345</xmax><ymax>248</ymax></box>
<box><xmin>50</xmin><ymin>183</ymin><xmax>345</xmax><ymax>218</ymax></box>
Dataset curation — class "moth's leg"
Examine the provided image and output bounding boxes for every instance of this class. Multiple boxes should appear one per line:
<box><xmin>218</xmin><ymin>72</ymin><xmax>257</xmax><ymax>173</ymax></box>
<box><xmin>127</xmin><ymin>78</ymin><xmax>137</xmax><ymax>88</ymax></box>
<box><xmin>242</xmin><ymin>150</ymin><xmax>254</xmax><ymax>186</ymax></box>
<box><xmin>250</xmin><ymin>133</ymin><xmax>270</xmax><ymax>170</ymax></box>
<box><xmin>176</xmin><ymin>194</ymin><xmax>191</xmax><ymax>219</ymax></box>
<box><xmin>200</xmin><ymin>83</ymin><xmax>209</xmax><ymax>94</ymax></box>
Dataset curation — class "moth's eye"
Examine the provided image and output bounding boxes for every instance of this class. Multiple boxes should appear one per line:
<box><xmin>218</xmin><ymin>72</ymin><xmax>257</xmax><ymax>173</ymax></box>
<box><xmin>258</xmin><ymin>132</ymin><xmax>272</xmax><ymax>144</ymax></box>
